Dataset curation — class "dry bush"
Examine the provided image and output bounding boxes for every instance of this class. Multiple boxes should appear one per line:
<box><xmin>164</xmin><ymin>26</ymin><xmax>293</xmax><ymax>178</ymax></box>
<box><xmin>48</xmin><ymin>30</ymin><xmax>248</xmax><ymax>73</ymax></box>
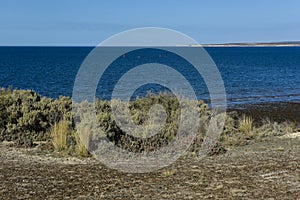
<box><xmin>255</xmin><ymin>118</ymin><xmax>297</xmax><ymax>138</ymax></box>
<box><xmin>94</xmin><ymin>93</ymin><xmax>211</xmax><ymax>154</ymax></box>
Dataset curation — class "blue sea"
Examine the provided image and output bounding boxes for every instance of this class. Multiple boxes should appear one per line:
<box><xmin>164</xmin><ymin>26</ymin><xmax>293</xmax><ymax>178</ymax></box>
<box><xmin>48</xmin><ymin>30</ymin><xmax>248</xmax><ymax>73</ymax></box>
<box><xmin>0</xmin><ymin>46</ymin><xmax>300</xmax><ymax>107</ymax></box>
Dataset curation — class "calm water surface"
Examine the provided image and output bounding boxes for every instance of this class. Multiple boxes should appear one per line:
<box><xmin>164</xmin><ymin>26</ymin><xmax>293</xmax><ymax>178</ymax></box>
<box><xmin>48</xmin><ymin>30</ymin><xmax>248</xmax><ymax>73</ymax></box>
<box><xmin>0</xmin><ymin>47</ymin><xmax>299</xmax><ymax>107</ymax></box>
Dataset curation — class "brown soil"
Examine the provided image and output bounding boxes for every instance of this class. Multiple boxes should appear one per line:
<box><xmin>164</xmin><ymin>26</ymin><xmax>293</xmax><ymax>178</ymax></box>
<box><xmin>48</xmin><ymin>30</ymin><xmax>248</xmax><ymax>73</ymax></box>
<box><xmin>229</xmin><ymin>102</ymin><xmax>300</xmax><ymax>124</ymax></box>
<box><xmin>0</xmin><ymin>133</ymin><xmax>299</xmax><ymax>199</ymax></box>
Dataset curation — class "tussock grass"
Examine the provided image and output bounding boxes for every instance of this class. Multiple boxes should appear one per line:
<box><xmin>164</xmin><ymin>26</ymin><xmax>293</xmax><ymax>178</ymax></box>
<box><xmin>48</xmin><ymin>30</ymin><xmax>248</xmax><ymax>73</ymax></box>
<box><xmin>50</xmin><ymin>120</ymin><xmax>70</xmax><ymax>151</ymax></box>
<box><xmin>239</xmin><ymin>115</ymin><xmax>253</xmax><ymax>134</ymax></box>
<box><xmin>74</xmin><ymin>127</ymin><xmax>90</xmax><ymax>157</ymax></box>
<box><xmin>50</xmin><ymin>120</ymin><xmax>90</xmax><ymax>157</ymax></box>
<box><xmin>161</xmin><ymin>169</ymin><xmax>176</xmax><ymax>177</ymax></box>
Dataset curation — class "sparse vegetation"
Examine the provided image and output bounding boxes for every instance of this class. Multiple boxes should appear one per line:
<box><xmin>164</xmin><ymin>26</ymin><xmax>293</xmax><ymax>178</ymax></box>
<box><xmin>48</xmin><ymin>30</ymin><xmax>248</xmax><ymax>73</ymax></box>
<box><xmin>0</xmin><ymin>88</ymin><xmax>299</xmax><ymax>157</ymax></box>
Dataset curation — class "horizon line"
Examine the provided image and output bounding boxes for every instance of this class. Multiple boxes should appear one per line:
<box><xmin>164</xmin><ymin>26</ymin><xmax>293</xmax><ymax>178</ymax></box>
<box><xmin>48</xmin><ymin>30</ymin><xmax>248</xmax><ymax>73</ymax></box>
<box><xmin>1</xmin><ymin>40</ymin><xmax>300</xmax><ymax>47</ymax></box>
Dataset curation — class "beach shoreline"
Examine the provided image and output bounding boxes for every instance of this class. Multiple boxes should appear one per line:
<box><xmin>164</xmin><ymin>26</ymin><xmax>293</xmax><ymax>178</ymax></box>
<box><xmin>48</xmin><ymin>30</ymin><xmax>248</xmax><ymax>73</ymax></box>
<box><xmin>0</xmin><ymin>89</ymin><xmax>299</xmax><ymax>199</ymax></box>
<box><xmin>228</xmin><ymin>101</ymin><xmax>300</xmax><ymax>124</ymax></box>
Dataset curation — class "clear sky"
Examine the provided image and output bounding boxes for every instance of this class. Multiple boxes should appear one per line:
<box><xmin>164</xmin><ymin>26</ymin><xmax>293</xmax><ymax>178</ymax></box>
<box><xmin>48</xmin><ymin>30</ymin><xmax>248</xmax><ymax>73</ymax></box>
<box><xmin>1</xmin><ymin>0</ymin><xmax>300</xmax><ymax>46</ymax></box>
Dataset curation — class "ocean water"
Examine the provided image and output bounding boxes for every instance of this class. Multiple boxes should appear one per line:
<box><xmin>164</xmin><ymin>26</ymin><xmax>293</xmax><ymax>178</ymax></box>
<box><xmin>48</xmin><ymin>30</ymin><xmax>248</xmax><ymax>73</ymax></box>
<box><xmin>0</xmin><ymin>46</ymin><xmax>300</xmax><ymax>107</ymax></box>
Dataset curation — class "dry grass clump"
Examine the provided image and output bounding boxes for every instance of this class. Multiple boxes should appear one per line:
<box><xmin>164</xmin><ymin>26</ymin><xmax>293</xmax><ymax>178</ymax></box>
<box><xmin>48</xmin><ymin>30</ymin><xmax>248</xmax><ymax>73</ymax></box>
<box><xmin>50</xmin><ymin>118</ymin><xmax>90</xmax><ymax>157</ymax></box>
<box><xmin>254</xmin><ymin>119</ymin><xmax>297</xmax><ymax>138</ymax></box>
<box><xmin>50</xmin><ymin>121</ymin><xmax>90</xmax><ymax>157</ymax></box>
<box><xmin>239</xmin><ymin>115</ymin><xmax>253</xmax><ymax>134</ymax></box>
<box><xmin>73</xmin><ymin>127</ymin><xmax>90</xmax><ymax>157</ymax></box>
<box><xmin>50</xmin><ymin>119</ymin><xmax>70</xmax><ymax>151</ymax></box>
<box><xmin>221</xmin><ymin>112</ymin><xmax>299</xmax><ymax>150</ymax></box>
<box><xmin>161</xmin><ymin>169</ymin><xmax>176</xmax><ymax>177</ymax></box>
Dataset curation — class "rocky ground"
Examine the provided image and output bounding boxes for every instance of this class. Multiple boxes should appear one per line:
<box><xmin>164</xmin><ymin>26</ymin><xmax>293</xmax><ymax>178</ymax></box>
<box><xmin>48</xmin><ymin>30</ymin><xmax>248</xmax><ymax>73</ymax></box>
<box><xmin>0</xmin><ymin>132</ymin><xmax>299</xmax><ymax>199</ymax></box>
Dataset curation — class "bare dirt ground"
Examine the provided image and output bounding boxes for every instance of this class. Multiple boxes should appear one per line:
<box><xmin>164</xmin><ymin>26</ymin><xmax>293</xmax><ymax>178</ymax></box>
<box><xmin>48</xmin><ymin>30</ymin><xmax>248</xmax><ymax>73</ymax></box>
<box><xmin>0</xmin><ymin>133</ymin><xmax>299</xmax><ymax>199</ymax></box>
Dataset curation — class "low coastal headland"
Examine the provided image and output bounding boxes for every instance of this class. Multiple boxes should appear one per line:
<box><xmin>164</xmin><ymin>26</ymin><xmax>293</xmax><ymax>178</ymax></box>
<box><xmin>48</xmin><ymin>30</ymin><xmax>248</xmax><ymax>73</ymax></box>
<box><xmin>1</xmin><ymin>87</ymin><xmax>299</xmax><ymax>198</ymax></box>
<box><xmin>178</xmin><ymin>41</ymin><xmax>300</xmax><ymax>47</ymax></box>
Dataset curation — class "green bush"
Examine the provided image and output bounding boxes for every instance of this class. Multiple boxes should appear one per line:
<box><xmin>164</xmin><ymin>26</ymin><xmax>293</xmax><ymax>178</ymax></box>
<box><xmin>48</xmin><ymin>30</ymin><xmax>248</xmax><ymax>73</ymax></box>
<box><xmin>2</xmin><ymin>88</ymin><xmax>297</xmax><ymax>156</ymax></box>
<box><xmin>0</xmin><ymin>88</ymin><xmax>224</xmax><ymax>154</ymax></box>
<box><xmin>0</xmin><ymin>88</ymin><xmax>72</xmax><ymax>145</ymax></box>
<box><xmin>93</xmin><ymin>93</ymin><xmax>211</xmax><ymax>154</ymax></box>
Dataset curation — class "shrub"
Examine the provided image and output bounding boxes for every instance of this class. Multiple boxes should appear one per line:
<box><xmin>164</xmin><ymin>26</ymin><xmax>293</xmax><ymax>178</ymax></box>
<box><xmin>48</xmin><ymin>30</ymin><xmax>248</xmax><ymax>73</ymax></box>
<box><xmin>221</xmin><ymin>113</ymin><xmax>260</xmax><ymax>148</ymax></box>
<box><xmin>92</xmin><ymin>93</ymin><xmax>212</xmax><ymax>154</ymax></box>
<box><xmin>2</xmin><ymin>88</ymin><xmax>299</xmax><ymax>157</ymax></box>
<box><xmin>0</xmin><ymin>88</ymin><xmax>72</xmax><ymax>145</ymax></box>
<box><xmin>254</xmin><ymin>118</ymin><xmax>296</xmax><ymax>138</ymax></box>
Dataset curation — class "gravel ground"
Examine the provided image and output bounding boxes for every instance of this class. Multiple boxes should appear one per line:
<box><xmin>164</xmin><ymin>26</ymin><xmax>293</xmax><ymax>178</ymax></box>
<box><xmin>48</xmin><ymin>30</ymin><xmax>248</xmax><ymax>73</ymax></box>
<box><xmin>0</xmin><ymin>133</ymin><xmax>299</xmax><ymax>199</ymax></box>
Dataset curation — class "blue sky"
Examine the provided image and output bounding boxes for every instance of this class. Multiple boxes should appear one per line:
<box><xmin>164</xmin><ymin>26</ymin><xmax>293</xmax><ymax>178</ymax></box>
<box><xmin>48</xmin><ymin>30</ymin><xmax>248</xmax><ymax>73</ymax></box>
<box><xmin>1</xmin><ymin>0</ymin><xmax>300</xmax><ymax>46</ymax></box>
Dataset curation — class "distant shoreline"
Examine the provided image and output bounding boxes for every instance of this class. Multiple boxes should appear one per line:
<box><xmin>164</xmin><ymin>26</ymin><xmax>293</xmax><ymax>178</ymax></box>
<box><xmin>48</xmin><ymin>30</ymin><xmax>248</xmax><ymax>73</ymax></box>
<box><xmin>202</xmin><ymin>44</ymin><xmax>300</xmax><ymax>47</ymax></box>
<box><xmin>1</xmin><ymin>41</ymin><xmax>300</xmax><ymax>47</ymax></box>
<box><xmin>177</xmin><ymin>41</ymin><xmax>300</xmax><ymax>47</ymax></box>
